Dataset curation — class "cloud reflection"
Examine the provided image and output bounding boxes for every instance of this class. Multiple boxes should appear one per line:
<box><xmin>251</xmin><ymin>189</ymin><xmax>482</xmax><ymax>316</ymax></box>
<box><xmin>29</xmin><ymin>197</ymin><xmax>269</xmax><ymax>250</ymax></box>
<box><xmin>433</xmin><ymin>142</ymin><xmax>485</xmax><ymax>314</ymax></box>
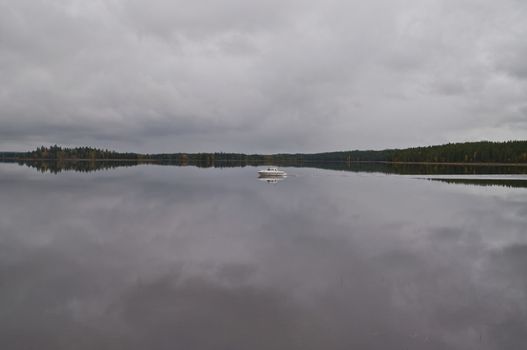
<box><xmin>0</xmin><ymin>165</ymin><xmax>527</xmax><ymax>349</ymax></box>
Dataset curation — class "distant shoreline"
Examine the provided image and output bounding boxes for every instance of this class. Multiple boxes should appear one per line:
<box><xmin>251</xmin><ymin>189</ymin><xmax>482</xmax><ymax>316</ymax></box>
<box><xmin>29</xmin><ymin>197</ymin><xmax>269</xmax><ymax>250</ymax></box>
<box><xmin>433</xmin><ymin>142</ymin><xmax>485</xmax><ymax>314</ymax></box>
<box><xmin>2</xmin><ymin>141</ymin><xmax>527</xmax><ymax>165</ymax></box>
<box><xmin>2</xmin><ymin>158</ymin><xmax>527</xmax><ymax>167</ymax></box>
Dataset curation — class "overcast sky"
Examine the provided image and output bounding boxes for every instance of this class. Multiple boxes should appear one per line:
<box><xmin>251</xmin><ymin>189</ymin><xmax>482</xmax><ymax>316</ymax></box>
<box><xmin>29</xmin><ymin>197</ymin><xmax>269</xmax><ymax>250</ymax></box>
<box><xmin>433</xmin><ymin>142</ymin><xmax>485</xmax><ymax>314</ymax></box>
<box><xmin>1</xmin><ymin>0</ymin><xmax>526</xmax><ymax>153</ymax></box>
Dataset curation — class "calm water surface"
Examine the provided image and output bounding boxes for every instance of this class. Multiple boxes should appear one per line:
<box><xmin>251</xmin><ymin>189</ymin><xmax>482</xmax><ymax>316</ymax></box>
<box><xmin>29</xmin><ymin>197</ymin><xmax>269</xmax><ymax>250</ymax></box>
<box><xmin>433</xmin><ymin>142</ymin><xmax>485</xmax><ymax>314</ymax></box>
<box><xmin>1</xmin><ymin>163</ymin><xmax>527</xmax><ymax>349</ymax></box>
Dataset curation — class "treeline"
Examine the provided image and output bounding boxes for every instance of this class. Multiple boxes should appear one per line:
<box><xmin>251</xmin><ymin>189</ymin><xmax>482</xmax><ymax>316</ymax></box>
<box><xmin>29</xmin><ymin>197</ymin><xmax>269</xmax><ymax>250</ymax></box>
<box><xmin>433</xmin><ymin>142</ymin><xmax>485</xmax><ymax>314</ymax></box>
<box><xmin>1</xmin><ymin>140</ymin><xmax>526</xmax><ymax>165</ymax></box>
<box><xmin>0</xmin><ymin>152</ymin><xmax>22</xmax><ymax>160</ymax></box>
<box><xmin>13</xmin><ymin>145</ymin><xmax>145</xmax><ymax>161</ymax></box>
<box><xmin>3</xmin><ymin>145</ymin><xmax>268</xmax><ymax>167</ymax></box>
<box><xmin>148</xmin><ymin>152</ymin><xmax>267</xmax><ymax>166</ymax></box>
<box><xmin>314</xmin><ymin>140</ymin><xmax>527</xmax><ymax>163</ymax></box>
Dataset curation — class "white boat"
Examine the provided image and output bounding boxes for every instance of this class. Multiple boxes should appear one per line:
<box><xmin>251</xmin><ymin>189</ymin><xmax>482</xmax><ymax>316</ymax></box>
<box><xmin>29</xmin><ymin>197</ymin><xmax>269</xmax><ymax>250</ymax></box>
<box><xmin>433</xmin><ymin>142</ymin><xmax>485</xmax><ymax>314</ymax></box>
<box><xmin>258</xmin><ymin>167</ymin><xmax>287</xmax><ymax>177</ymax></box>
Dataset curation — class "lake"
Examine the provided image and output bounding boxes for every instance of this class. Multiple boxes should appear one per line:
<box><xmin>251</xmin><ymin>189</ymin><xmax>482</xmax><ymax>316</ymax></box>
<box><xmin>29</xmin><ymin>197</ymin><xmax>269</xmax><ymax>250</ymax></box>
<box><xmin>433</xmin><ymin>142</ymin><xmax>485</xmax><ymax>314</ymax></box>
<box><xmin>1</xmin><ymin>162</ymin><xmax>527</xmax><ymax>349</ymax></box>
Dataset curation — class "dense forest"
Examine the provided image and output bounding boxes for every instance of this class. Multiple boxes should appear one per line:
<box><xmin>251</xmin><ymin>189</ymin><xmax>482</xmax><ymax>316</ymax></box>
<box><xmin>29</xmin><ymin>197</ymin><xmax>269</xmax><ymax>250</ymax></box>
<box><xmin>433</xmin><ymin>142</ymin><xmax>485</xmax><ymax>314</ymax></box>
<box><xmin>1</xmin><ymin>141</ymin><xmax>526</xmax><ymax>166</ymax></box>
<box><xmin>304</xmin><ymin>140</ymin><xmax>527</xmax><ymax>163</ymax></box>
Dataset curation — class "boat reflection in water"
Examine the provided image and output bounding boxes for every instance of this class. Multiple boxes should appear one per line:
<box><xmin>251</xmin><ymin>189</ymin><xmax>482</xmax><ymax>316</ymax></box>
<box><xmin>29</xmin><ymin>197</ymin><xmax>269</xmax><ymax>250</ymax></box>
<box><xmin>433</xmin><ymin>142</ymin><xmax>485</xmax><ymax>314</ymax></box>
<box><xmin>258</xmin><ymin>177</ymin><xmax>285</xmax><ymax>184</ymax></box>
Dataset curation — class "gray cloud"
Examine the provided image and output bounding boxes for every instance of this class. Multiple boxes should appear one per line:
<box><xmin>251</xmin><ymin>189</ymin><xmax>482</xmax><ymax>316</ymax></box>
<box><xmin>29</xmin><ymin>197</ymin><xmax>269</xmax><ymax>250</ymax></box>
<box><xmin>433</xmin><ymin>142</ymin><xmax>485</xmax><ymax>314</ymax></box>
<box><xmin>1</xmin><ymin>0</ymin><xmax>526</xmax><ymax>152</ymax></box>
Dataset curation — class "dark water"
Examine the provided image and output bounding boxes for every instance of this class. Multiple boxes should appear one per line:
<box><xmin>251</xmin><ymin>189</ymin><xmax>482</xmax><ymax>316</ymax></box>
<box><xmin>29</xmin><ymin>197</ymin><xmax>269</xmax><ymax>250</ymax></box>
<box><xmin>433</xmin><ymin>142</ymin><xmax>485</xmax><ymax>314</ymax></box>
<box><xmin>1</xmin><ymin>163</ymin><xmax>527</xmax><ymax>349</ymax></box>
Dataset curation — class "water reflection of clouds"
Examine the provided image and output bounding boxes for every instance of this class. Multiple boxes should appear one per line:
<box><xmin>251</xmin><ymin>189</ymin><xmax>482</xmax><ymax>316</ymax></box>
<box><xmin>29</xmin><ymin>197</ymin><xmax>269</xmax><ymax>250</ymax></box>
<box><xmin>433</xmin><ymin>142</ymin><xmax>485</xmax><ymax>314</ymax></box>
<box><xmin>1</xmin><ymin>165</ymin><xmax>527</xmax><ymax>349</ymax></box>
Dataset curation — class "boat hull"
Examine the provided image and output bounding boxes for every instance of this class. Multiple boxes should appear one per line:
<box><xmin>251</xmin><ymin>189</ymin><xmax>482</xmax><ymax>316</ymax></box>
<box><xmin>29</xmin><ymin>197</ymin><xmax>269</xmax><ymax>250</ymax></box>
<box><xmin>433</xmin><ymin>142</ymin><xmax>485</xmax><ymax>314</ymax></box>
<box><xmin>258</xmin><ymin>171</ymin><xmax>287</xmax><ymax>177</ymax></box>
